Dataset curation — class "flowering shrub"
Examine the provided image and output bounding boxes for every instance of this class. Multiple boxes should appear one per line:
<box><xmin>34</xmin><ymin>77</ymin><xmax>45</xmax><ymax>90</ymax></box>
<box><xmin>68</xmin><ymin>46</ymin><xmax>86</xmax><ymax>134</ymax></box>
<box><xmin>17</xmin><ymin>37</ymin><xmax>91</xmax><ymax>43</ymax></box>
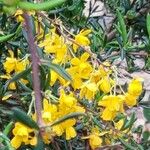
<box><xmin>0</xmin><ymin>0</ymin><xmax>150</xmax><ymax>149</ymax></box>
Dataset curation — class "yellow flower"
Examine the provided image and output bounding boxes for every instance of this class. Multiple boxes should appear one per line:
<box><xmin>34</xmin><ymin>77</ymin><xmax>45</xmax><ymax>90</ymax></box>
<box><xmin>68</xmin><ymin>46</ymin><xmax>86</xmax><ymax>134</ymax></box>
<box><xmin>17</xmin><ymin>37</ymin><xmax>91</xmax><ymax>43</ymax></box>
<box><xmin>98</xmin><ymin>77</ymin><xmax>111</xmax><ymax>94</ymax></box>
<box><xmin>3</xmin><ymin>57</ymin><xmax>17</xmax><ymax>73</ymax></box>
<box><xmin>73</xmin><ymin>29</ymin><xmax>91</xmax><ymax>52</ymax></box>
<box><xmin>99</xmin><ymin>95</ymin><xmax>124</xmax><ymax>121</ymax></box>
<box><xmin>125</xmin><ymin>93</ymin><xmax>137</xmax><ymax>106</ymax></box>
<box><xmin>32</xmin><ymin>99</ymin><xmax>57</xmax><ymax>144</ymax></box>
<box><xmin>114</xmin><ymin>119</ymin><xmax>124</xmax><ymax>130</ymax></box>
<box><xmin>66</xmin><ymin>126</ymin><xmax>77</xmax><ymax>140</ymax></box>
<box><xmin>39</xmin><ymin>30</ymin><xmax>68</xmax><ymax>64</ymax></box>
<box><xmin>58</xmin><ymin>90</ymin><xmax>85</xmax><ymax>114</ymax></box>
<box><xmin>67</xmin><ymin>53</ymin><xmax>92</xmax><ymax>89</ymax></box>
<box><xmin>71</xmin><ymin>52</ymin><xmax>92</xmax><ymax>79</ymax></box>
<box><xmin>66</xmin><ymin>68</ymin><xmax>83</xmax><ymax>90</ymax></box>
<box><xmin>53</xmin><ymin>119</ymin><xmax>77</xmax><ymax>140</ymax></box>
<box><xmin>14</xmin><ymin>10</ymin><xmax>24</xmax><ymax>22</ymax></box>
<box><xmin>101</xmin><ymin>108</ymin><xmax>117</xmax><ymax>121</ymax></box>
<box><xmin>1</xmin><ymin>51</ymin><xmax>28</xmax><ymax>90</ymax></box>
<box><xmin>0</xmin><ymin>75</ymin><xmax>16</xmax><ymax>90</ymax></box>
<box><xmin>52</xmin><ymin>125</ymin><xmax>63</xmax><ymax>136</ymax></box>
<box><xmin>59</xmin><ymin>89</ymin><xmax>77</xmax><ymax>108</ymax></box>
<box><xmin>50</xmin><ymin>70</ymin><xmax>67</xmax><ymax>86</ymax></box>
<box><xmin>11</xmin><ymin>122</ymin><xmax>37</xmax><ymax>149</ymax></box>
<box><xmin>52</xmin><ymin>90</ymin><xmax>84</xmax><ymax>140</ymax></box>
<box><xmin>66</xmin><ymin>52</ymin><xmax>92</xmax><ymax>89</ymax></box>
<box><xmin>99</xmin><ymin>95</ymin><xmax>124</xmax><ymax>112</ymax></box>
<box><xmin>113</xmin><ymin>119</ymin><xmax>129</xmax><ymax>138</ymax></box>
<box><xmin>98</xmin><ymin>65</ymin><xmax>111</xmax><ymax>77</ymax></box>
<box><xmin>89</xmin><ymin>134</ymin><xmax>102</xmax><ymax>149</ymax></box>
<box><xmin>90</xmin><ymin>70</ymin><xmax>102</xmax><ymax>83</ymax></box>
<box><xmin>3</xmin><ymin>50</ymin><xmax>28</xmax><ymax>74</ymax></box>
<box><xmin>127</xmin><ymin>78</ymin><xmax>143</xmax><ymax>97</ymax></box>
<box><xmin>82</xmin><ymin>127</ymin><xmax>102</xmax><ymax>149</ymax></box>
<box><xmin>42</xmin><ymin>98</ymin><xmax>57</xmax><ymax>124</ymax></box>
<box><xmin>80</xmin><ymin>81</ymin><xmax>98</xmax><ymax>100</ymax></box>
<box><xmin>14</xmin><ymin>9</ymin><xmax>35</xmax><ymax>22</ymax></box>
<box><xmin>2</xmin><ymin>94</ymin><xmax>12</xmax><ymax>101</ymax></box>
<box><xmin>62</xmin><ymin>119</ymin><xmax>76</xmax><ymax>136</ymax></box>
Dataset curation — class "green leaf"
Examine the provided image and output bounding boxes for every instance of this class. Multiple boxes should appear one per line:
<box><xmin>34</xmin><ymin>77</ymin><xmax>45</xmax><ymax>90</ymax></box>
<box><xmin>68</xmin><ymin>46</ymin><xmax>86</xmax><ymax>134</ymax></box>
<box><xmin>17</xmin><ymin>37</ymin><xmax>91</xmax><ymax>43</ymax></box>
<box><xmin>4</xmin><ymin>67</ymin><xmax>31</xmax><ymax>91</ymax></box>
<box><xmin>117</xmin><ymin>10</ymin><xmax>127</xmax><ymax>46</ymax></box>
<box><xmin>143</xmin><ymin>131</ymin><xmax>150</xmax><ymax>141</ymax></box>
<box><xmin>0</xmin><ymin>33</ymin><xmax>15</xmax><ymax>43</ymax></box>
<box><xmin>0</xmin><ymin>122</ymin><xmax>14</xmax><ymax>144</ymax></box>
<box><xmin>119</xmin><ymin>138</ymin><xmax>135</xmax><ymax>150</ymax></box>
<box><xmin>3</xmin><ymin>121</ymin><xmax>14</xmax><ymax>136</ymax></box>
<box><xmin>34</xmin><ymin>135</ymin><xmax>44</xmax><ymax>150</ymax></box>
<box><xmin>146</xmin><ymin>13</ymin><xmax>150</xmax><ymax>39</ymax></box>
<box><xmin>0</xmin><ymin>24</ymin><xmax>21</xmax><ymax>43</ymax></box>
<box><xmin>143</xmin><ymin>107</ymin><xmax>150</xmax><ymax>122</ymax></box>
<box><xmin>41</xmin><ymin>59</ymin><xmax>72</xmax><ymax>81</ymax></box>
<box><xmin>67</xmin><ymin>0</ymin><xmax>81</xmax><ymax>11</ymax></box>
<box><xmin>0</xmin><ymin>132</ymin><xmax>15</xmax><ymax>150</ymax></box>
<box><xmin>44</xmin><ymin>69</ymin><xmax>51</xmax><ymax>90</ymax></box>
<box><xmin>50</xmin><ymin>112</ymin><xmax>85</xmax><ymax>127</ymax></box>
<box><xmin>18</xmin><ymin>81</ymin><xmax>32</xmax><ymax>93</ymax></box>
<box><xmin>92</xmin><ymin>117</ymin><xmax>103</xmax><ymax>129</ymax></box>
<box><xmin>18</xmin><ymin>0</ymin><xmax>67</xmax><ymax>11</ymax></box>
<box><xmin>121</xmin><ymin>112</ymin><xmax>136</xmax><ymax>131</ymax></box>
<box><xmin>11</xmin><ymin>108</ymin><xmax>39</xmax><ymax>130</ymax></box>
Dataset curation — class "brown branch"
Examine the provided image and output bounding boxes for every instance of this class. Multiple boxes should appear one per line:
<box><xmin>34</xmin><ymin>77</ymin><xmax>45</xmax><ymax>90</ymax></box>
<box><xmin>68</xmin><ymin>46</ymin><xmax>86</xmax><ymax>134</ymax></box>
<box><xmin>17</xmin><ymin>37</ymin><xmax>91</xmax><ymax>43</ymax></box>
<box><xmin>107</xmin><ymin>29</ymin><xmax>116</xmax><ymax>41</ymax></box>
<box><xmin>23</xmin><ymin>13</ymin><xmax>43</xmax><ymax>127</ymax></box>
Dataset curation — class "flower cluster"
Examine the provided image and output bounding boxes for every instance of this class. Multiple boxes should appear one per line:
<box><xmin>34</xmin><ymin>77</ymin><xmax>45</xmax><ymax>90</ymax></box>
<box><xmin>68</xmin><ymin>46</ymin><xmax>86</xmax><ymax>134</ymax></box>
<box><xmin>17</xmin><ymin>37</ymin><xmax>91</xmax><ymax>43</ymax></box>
<box><xmin>11</xmin><ymin>123</ymin><xmax>37</xmax><ymax>149</ymax></box>
<box><xmin>1</xmin><ymin>13</ymin><xmax>144</xmax><ymax>150</ymax></box>
<box><xmin>1</xmin><ymin>50</ymin><xmax>28</xmax><ymax>90</ymax></box>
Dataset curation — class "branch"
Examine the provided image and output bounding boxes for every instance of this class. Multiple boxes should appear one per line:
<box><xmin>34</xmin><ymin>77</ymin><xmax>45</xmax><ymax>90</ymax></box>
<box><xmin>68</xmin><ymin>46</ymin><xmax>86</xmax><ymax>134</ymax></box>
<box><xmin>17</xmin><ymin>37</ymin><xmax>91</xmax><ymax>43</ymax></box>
<box><xmin>23</xmin><ymin>13</ymin><xmax>43</xmax><ymax>127</ymax></box>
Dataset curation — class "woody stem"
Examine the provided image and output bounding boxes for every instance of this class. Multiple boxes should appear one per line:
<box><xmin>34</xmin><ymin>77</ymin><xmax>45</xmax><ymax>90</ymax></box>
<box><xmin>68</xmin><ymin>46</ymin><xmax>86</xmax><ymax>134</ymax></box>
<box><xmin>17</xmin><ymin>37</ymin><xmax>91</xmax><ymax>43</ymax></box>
<box><xmin>23</xmin><ymin>12</ymin><xmax>43</xmax><ymax>127</ymax></box>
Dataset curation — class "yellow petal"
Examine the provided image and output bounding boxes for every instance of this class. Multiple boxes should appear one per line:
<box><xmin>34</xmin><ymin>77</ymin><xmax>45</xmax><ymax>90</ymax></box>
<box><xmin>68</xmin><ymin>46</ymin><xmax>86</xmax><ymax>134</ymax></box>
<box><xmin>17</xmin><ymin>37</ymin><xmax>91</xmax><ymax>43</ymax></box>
<box><xmin>101</xmin><ymin>108</ymin><xmax>117</xmax><ymax>121</ymax></box>
<box><xmin>86</xmin><ymin>82</ymin><xmax>98</xmax><ymax>92</ymax></box>
<box><xmin>8</xmin><ymin>50</ymin><xmax>14</xmax><ymax>58</ymax></box>
<box><xmin>43</xmin><ymin>98</ymin><xmax>49</xmax><ymax>110</ymax></box>
<box><xmin>53</xmin><ymin>125</ymin><xmax>64</xmax><ymax>136</ymax></box>
<box><xmin>9</xmin><ymin>82</ymin><xmax>16</xmax><ymax>90</ymax></box>
<box><xmin>75</xmin><ymin>35</ymin><xmax>90</xmax><ymax>47</ymax></box>
<box><xmin>2</xmin><ymin>94</ymin><xmax>12</xmax><ymax>101</ymax></box>
<box><xmin>89</xmin><ymin>135</ymin><xmax>102</xmax><ymax>149</ymax></box>
<box><xmin>30</xmin><ymin>136</ymin><xmax>37</xmax><ymax>146</ymax></box>
<box><xmin>125</xmin><ymin>93</ymin><xmax>137</xmax><ymax>106</ymax></box>
<box><xmin>11</xmin><ymin>136</ymin><xmax>22</xmax><ymax>149</ymax></box>
<box><xmin>65</xmin><ymin>127</ymin><xmax>76</xmax><ymax>140</ymax></box>
<box><xmin>99</xmin><ymin>77</ymin><xmax>111</xmax><ymax>94</ymax></box>
<box><xmin>80</xmin><ymin>29</ymin><xmax>91</xmax><ymax>36</ymax></box>
<box><xmin>114</xmin><ymin>119</ymin><xmax>124</xmax><ymax>130</ymax></box>
<box><xmin>71</xmin><ymin>57</ymin><xmax>80</xmax><ymax>66</ymax></box>
<box><xmin>80</xmin><ymin>52</ymin><xmax>90</xmax><ymax>62</ymax></box>
<box><xmin>128</xmin><ymin>78</ymin><xmax>143</xmax><ymax>97</ymax></box>
<box><xmin>0</xmin><ymin>75</ymin><xmax>10</xmax><ymax>79</ymax></box>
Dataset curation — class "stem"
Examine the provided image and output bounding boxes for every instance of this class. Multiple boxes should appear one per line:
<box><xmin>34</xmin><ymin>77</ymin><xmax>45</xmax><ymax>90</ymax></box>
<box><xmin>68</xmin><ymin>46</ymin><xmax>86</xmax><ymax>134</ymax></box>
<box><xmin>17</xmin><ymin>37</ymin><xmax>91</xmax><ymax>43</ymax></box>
<box><xmin>18</xmin><ymin>0</ymin><xmax>67</xmax><ymax>11</ymax></box>
<box><xmin>27</xmin><ymin>93</ymin><xmax>35</xmax><ymax>115</ymax></box>
<box><xmin>23</xmin><ymin>13</ymin><xmax>43</xmax><ymax>127</ymax></box>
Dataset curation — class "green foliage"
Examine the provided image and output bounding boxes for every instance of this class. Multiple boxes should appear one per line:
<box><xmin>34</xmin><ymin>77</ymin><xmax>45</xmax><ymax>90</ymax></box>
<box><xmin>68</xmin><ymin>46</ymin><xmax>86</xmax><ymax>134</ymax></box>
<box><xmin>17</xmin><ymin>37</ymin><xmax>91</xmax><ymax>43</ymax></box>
<box><xmin>41</xmin><ymin>59</ymin><xmax>72</xmax><ymax>81</ymax></box>
<box><xmin>121</xmin><ymin>112</ymin><xmax>136</xmax><ymax>131</ymax></box>
<box><xmin>0</xmin><ymin>0</ymin><xmax>150</xmax><ymax>149</ymax></box>
<box><xmin>51</xmin><ymin>112</ymin><xmax>85</xmax><ymax>126</ymax></box>
<box><xmin>11</xmin><ymin>108</ymin><xmax>39</xmax><ymax>129</ymax></box>
<box><xmin>116</xmin><ymin>10</ymin><xmax>127</xmax><ymax>46</ymax></box>
<box><xmin>143</xmin><ymin>107</ymin><xmax>150</xmax><ymax>122</ymax></box>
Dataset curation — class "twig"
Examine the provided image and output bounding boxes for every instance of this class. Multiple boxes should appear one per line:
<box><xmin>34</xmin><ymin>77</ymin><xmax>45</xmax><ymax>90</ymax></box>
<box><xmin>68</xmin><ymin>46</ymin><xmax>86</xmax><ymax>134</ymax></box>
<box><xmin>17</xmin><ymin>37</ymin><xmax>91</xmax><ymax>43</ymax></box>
<box><xmin>23</xmin><ymin>13</ymin><xmax>43</xmax><ymax>127</ymax></box>
<box><xmin>97</xmin><ymin>143</ymin><xmax>123</xmax><ymax>150</ymax></box>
